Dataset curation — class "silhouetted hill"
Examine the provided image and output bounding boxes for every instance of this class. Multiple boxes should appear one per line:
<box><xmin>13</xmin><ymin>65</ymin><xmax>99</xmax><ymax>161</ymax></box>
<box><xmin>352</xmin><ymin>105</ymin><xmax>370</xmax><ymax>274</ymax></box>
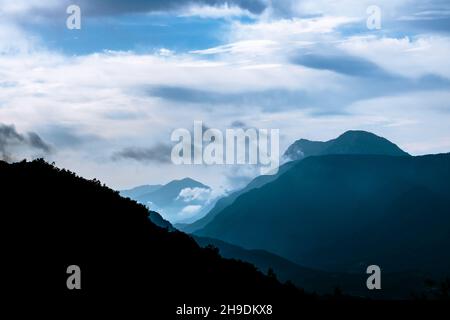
<box><xmin>161</xmin><ymin>205</ymin><xmax>419</xmax><ymax>298</ymax></box>
<box><xmin>148</xmin><ymin>210</ymin><xmax>176</xmax><ymax>231</ymax></box>
<box><xmin>198</xmin><ymin>154</ymin><xmax>450</xmax><ymax>279</ymax></box>
<box><xmin>194</xmin><ymin>236</ymin><xmax>363</xmax><ymax>295</ymax></box>
<box><xmin>195</xmin><ymin>236</ymin><xmax>438</xmax><ymax>299</ymax></box>
<box><xmin>1</xmin><ymin>159</ymin><xmax>313</xmax><ymax>312</ymax></box>
<box><xmin>284</xmin><ymin>130</ymin><xmax>409</xmax><ymax>161</ymax></box>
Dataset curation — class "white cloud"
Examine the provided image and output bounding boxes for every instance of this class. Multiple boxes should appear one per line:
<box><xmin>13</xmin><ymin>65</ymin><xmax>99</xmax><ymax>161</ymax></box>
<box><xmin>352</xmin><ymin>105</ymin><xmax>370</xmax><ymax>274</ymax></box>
<box><xmin>0</xmin><ymin>20</ymin><xmax>40</xmax><ymax>54</ymax></box>
<box><xmin>179</xmin><ymin>3</ymin><xmax>256</xmax><ymax>19</ymax></box>
<box><xmin>338</xmin><ymin>35</ymin><xmax>450</xmax><ymax>79</ymax></box>
<box><xmin>1</xmin><ymin>45</ymin><xmax>449</xmax><ymax>189</ymax></box>
<box><xmin>177</xmin><ymin>186</ymin><xmax>228</xmax><ymax>207</ymax></box>
<box><xmin>189</xmin><ymin>16</ymin><xmax>357</xmax><ymax>63</ymax></box>
<box><xmin>0</xmin><ymin>0</ymin><xmax>62</xmax><ymax>16</ymax></box>
<box><xmin>157</xmin><ymin>48</ymin><xmax>175</xmax><ymax>57</ymax></box>
<box><xmin>191</xmin><ymin>40</ymin><xmax>280</xmax><ymax>56</ymax></box>
<box><xmin>179</xmin><ymin>205</ymin><xmax>202</xmax><ymax>218</ymax></box>
<box><xmin>177</xmin><ymin>187</ymin><xmax>211</xmax><ymax>202</ymax></box>
<box><xmin>229</xmin><ymin>16</ymin><xmax>358</xmax><ymax>43</ymax></box>
<box><xmin>346</xmin><ymin>90</ymin><xmax>450</xmax><ymax>154</ymax></box>
<box><xmin>286</xmin><ymin>0</ymin><xmax>413</xmax><ymax>19</ymax></box>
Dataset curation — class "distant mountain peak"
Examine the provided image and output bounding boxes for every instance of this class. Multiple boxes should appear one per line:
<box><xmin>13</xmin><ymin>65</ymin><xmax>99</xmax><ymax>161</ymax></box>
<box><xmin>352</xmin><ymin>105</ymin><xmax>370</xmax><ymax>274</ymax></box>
<box><xmin>198</xmin><ymin>153</ymin><xmax>450</xmax><ymax>276</ymax></box>
<box><xmin>284</xmin><ymin>130</ymin><xmax>409</xmax><ymax>161</ymax></box>
<box><xmin>174</xmin><ymin>177</ymin><xmax>197</xmax><ymax>183</ymax></box>
<box><xmin>178</xmin><ymin>177</ymin><xmax>208</xmax><ymax>185</ymax></box>
<box><xmin>341</xmin><ymin>129</ymin><xmax>373</xmax><ymax>135</ymax></box>
<box><xmin>336</xmin><ymin>130</ymin><xmax>390</xmax><ymax>140</ymax></box>
<box><xmin>164</xmin><ymin>177</ymin><xmax>209</xmax><ymax>190</ymax></box>
<box><xmin>122</xmin><ymin>177</ymin><xmax>211</xmax><ymax>224</ymax></box>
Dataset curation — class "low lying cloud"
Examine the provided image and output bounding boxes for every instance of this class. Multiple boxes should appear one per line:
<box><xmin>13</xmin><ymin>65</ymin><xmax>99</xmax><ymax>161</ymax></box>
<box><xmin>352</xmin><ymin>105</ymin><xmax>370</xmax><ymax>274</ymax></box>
<box><xmin>0</xmin><ymin>123</ymin><xmax>52</xmax><ymax>162</ymax></box>
<box><xmin>179</xmin><ymin>3</ymin><xmax>257</xmax><ymax>18</ymax></box>
<box><xmin>177</xmin><ymin>186</ymin><xmax>228</xmax><ymax>210</ymax></box>
<box><xmin>177</xmin><ymin>187</ymin><xmax>212</xmax><ymax>202</ymax></box>
<box><xmin>179</xmin><ymin>205</ymin><xmax>202</xmax><ymax>218</ymax></box>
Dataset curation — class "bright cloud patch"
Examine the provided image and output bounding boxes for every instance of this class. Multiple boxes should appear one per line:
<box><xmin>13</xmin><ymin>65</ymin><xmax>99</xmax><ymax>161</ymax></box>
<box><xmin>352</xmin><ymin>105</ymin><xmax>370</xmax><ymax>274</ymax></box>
<box><xmin>179</xmin><ymin>4</ymin><xmax>256</xmax><ymax>19</ymax></box>
<box><xmin>177</xmin><ymin>187</ymin><xmax>212</xmax><ymax>202</ymax></box>
<box><xmin>179</xmin><ymin>205</ymin><xmax>203</xmax><ymax>218</ymax></box>
<box><xmin>338</xmin><ymin>36</ymin><xmax>450</xmax><ymax>79</ymax></box>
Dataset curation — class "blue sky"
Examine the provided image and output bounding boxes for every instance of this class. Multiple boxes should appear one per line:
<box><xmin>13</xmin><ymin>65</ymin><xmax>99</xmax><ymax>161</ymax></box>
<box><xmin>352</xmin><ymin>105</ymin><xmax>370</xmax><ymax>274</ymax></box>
<box><xmin>1</xmin><ymin>1</ymin><xmax>450</xmax><ymax>214</ymax></box>
<box><xmin>34</xmin><ymin>14</ymin><xmax>231</xmax><ymax>55</ymax></box>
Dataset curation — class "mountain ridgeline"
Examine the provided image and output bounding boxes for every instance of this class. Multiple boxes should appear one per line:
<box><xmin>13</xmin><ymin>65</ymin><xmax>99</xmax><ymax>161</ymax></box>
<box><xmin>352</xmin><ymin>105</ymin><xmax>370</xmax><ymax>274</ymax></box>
<box><xmin>283</xmin><ymin>130</ymin><xmax>409</xmax><ymax>161</ymax></box>
<box><xmin>179</xmin><ymin>130</ymin><xmax>411</xmax><ymax>234</ymax></box>
<box><xmin>176</xmin><ymin>163</ymin><xmax>295</xmax><ymax>233</ymax></box>
<box><xmin>1</xmin><ymin>159</ymin><xmax>313</xmax><ymax>309</ymax></box>
<box><xmin>197</xmin><ymin>153</ymin><xmax>450</xmax><ymax>276</ymax></box>
<box><xmin>115</xmin><ymin>130</ymin><xmax>450</xmax><ymax>298</ymax></box>
<box><xmin>121</xmin><ymin>177</ymin><xmax>214</xmax><ymax>224</ymax></box>
<box><xmin>181</xmin><ymin>131</ymin><xmax>450</xmax><ymax>299</ymax></box>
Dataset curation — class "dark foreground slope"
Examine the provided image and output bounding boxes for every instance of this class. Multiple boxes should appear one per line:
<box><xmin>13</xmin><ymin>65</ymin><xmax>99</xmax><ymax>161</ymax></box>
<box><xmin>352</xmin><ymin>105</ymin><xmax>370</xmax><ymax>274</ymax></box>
<box><xmin>194</xmin><ymin>236</ymin><xmax>364</xmax><ymax>295</ymax></box>
<box><xmin>1</xmin><ymin>160</ymin><xmax>313</xmax><ymax>312</ymax></box>
<box><xmin>193</xmin><ymin>236</ymin><xmax>443</xmax><ymax>299</ymax></box>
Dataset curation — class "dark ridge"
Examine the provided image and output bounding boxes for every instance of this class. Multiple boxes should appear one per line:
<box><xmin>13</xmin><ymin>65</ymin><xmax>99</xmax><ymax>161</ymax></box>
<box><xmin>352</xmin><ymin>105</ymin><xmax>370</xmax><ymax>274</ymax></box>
<box><xmin>1</xmin><ymin>159</ymin><xmax>315</xmax><ymax>311</ymax></box>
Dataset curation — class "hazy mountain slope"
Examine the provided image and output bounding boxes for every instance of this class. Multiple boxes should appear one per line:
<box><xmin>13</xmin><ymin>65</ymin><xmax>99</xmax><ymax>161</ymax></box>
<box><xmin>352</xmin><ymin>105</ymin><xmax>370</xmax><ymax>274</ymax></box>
<box><xmin>136</xmin><ymin>177</ymin><xmax>208</xmax><ymax>207</ymax></box>
<box><xmin>177</xmin><ymin>161</ymin><xmax>296</xmax><ymax>233</ymax></box>
<box><xmin>197</xmin><ymin>154</ymin><xmax>450</xmax><ymax>275</ymax></box>
<box><xmin>180</xmin><ymin>131</ymin><xmax>409</xmax><ymax>233</ymax></box>
<box><xmin>284</xmin><ymin>130</ymin><xmax>409</xmax><ymax>161</ymax></box>
<box><xmin>322</xmin><ymin>131</ymin><xmax>409</xmax><ymax>156</ymax></box>
<box><xmin>283</xmin><ymin>138</ymin><xmax>331</xmax><ymax>160</ymax></box>
<box><xmin>122</xmin><ymin>177</ymin><xmax>212</xmax><ymax>223</ymax></box>
<box><xmin>120</xmin><ymin>184</ymin><xmax>162</xmax><ymax>199</ymax></box>
<box><xmin>1</xmin><ymin>159</ymin><xmax>312</xmax><ymax>308</ymax></box>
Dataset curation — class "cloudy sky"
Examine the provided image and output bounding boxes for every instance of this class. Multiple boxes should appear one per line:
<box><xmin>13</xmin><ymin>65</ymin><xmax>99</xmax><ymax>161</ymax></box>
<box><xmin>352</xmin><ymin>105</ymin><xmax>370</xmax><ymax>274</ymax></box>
<box><xmin>1</xmin><ymin>0</ymin><xmax>450</xmax><ymax>191</ymax></box>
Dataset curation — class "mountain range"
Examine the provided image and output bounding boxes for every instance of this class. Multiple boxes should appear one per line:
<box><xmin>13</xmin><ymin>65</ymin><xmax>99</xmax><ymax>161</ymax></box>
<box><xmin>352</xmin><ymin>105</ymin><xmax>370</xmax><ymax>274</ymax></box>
<box><xmin>120</xmin><ymin>177</ymin><xmax>215</xmax><ymax>223</ymax></box>
<box><xmin>120</xmin><ymin>130</ymin><xmax>450</xmax><ymax>299</ymax></box>
<box><xmin>283</xmin><ymin>130</ymin><xmax>409</xmax><ymax>161</ymax></box>
<box><xmin>197</xmin><ymin>153</ymin><xmax>450</xmax><ymax>276</ymax></box>
<box><xmin>178</xmin><ymin>130</ymin><xmax>410</xmax><ymax>233</ymax></box>
<box><xmin>150</xmin><ymin>210</ymin><xmax>426</xmax><ymax>298</ymax></box>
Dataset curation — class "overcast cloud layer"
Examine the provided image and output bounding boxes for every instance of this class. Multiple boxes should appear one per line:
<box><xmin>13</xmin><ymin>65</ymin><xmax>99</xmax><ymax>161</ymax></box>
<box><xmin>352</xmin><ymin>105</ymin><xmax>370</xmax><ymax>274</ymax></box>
<box><xmin>0</xmin><ymin>0</ymin><xmax>449</xmax><ymax>193</ymax></box>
